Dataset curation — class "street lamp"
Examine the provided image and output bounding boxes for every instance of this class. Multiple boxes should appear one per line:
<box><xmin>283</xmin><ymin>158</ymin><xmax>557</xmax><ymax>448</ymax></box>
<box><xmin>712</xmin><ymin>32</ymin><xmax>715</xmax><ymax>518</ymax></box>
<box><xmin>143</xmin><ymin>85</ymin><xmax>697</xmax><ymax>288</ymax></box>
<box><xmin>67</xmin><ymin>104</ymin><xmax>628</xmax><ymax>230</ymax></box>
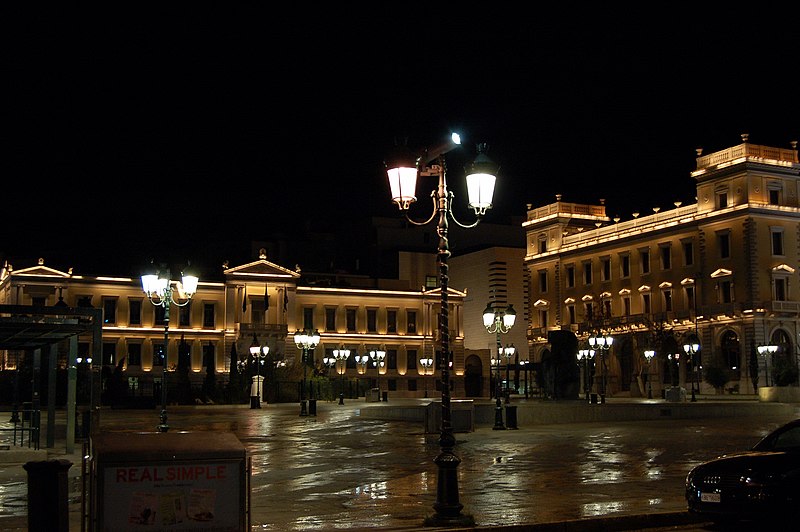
<box><xmin>682</xmin><ymin>341</ymin><xmax>700</xmax><ymax>402</ymax></box>
<box><xmin>643</xmin><ymin>350</ymin><xmax>655</xmax><ymax>399</ymax></box>
<box><xmin>483</xmin><ymin>303</ymin><xmax>516</xmax><ymax>430</ymax></box>
<box><xmin>333</xmin><ymin>345</ymin><xmax>350</xmax><ymax>405</ymax></box>
<box><xmin>519</xmin><ymin>359</ymin><xmax>530</xmax><ymax>399</ymax></box>
<box><xmin>387</xmin><ymin>132</ymin><xmax>497</xmax><ymax>526</ymax></box>
<box><xmin>577</xmin><ymin>349</ymin><xmax>595</xmax><ymax>402</ymax></box>
<box><xmin>420</xmin><ymin>356</ymin><xmax>434</xmax><ymax>398</ymax></box>
<box><xmin>757</xmin><ymin>344</ymin><xmax>778</xmax><ymax>387</ymax></box>
<box><xmin>369</xmin><ymin>346</ymin><xmax>386</xmax><ymax>401</ymax></box>
<box><xmin>293</xmin><ymin>328</ymin><xmax>320</xmax><ymax>417</ymax></box>
<box><xmin>503</xmin><ymin>344</ymin><xmax>516</xmax><ymax>401</ymax></box>
<box><xmin>249</xmin><ymin>334</ymin><xmax>268</xmax><ymax>409</ymax></box>
<box><xmin>588</xmin><ymin>332</ymin><xmax>612</xmax><ymax>404</ymax></box>
<box><xmin>141</xmin><ymin>263</ymin><xmax>198</xmax><ymax>432</ymax></box>
<box><xmin>667</xmin><ymin>352</ymin><xmax>680</xmax><ymax>387</ymax></box>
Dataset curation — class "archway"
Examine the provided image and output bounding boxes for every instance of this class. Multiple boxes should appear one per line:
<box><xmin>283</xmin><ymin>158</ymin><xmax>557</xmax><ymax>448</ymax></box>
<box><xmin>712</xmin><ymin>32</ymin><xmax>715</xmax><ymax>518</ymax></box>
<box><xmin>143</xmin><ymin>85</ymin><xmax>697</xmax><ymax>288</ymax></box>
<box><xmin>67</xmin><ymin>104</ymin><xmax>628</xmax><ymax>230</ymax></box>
<box><xmin>770</xmin><ymin>328</ymin><xmax>797</xmax><ymax>385</ymax></box>
<box><xmin>720</xmin><ymin>329</ymin><xmax>740</xmax><ymax>381</ymax></box>
<box><xmin>464</xmin><ymin>354</ymin><xmax>483</xmax><ymax>397</ymax></box>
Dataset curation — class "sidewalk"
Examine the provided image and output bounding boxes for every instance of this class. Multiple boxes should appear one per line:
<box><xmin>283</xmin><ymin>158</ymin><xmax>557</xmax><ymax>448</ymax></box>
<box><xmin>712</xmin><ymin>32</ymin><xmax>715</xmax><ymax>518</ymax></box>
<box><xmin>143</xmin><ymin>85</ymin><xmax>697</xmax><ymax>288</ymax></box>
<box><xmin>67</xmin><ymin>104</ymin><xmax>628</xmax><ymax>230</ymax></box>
<box><xmin>0</xmin><ymin>395</ymin><xmax>797</xmax><ymax>531</ymax></box>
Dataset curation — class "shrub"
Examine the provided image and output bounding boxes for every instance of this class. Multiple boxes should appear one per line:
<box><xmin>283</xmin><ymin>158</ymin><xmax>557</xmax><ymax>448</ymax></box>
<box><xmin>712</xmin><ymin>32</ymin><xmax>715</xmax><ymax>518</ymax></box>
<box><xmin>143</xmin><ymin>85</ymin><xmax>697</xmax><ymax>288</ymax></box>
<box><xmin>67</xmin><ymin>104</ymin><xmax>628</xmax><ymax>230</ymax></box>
<box><xmin>772</xmin><ymin>357</ymin><xmax>799</xmax><ymax>386</ymax></box>
<box><xmin>703</xmin><ymin>366</ymin><xmax>729</xmax><ymax>390</ymax></box>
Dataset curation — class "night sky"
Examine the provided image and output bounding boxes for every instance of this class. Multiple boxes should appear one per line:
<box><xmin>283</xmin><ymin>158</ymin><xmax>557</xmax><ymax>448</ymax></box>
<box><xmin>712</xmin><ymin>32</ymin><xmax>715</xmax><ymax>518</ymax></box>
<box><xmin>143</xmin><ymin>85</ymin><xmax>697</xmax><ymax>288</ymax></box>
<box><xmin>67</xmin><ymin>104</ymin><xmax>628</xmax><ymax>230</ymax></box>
<box><xmin>5</xmin><ymin>8</ymin><xmax>799</xmax><ymax>276</ymax></box>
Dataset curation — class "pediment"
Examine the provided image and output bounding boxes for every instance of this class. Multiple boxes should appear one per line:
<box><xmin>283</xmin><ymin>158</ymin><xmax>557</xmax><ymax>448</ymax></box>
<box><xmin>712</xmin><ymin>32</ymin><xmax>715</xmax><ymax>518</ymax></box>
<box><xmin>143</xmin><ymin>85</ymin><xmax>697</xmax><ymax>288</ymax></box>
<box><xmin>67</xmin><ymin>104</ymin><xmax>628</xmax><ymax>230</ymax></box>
<box><xmin>710</xmin><ymin>268</ymin><xmax>733</xmax><ymax>278</ymax></box>
<box><xmin>224</xmin><ymin>249</ymin><xmax>301</xmax><ymax>280</ymax></box>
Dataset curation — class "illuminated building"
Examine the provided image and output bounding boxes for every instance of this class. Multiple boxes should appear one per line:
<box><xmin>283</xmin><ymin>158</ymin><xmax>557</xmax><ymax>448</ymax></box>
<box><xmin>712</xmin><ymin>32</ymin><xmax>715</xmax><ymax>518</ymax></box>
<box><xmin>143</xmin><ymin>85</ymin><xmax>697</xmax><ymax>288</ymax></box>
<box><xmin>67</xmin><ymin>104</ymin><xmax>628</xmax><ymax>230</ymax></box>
<box><xmin>524</xmin><ymin>136</ymin><xmax>799</xmax><ymax>397</ymax></box>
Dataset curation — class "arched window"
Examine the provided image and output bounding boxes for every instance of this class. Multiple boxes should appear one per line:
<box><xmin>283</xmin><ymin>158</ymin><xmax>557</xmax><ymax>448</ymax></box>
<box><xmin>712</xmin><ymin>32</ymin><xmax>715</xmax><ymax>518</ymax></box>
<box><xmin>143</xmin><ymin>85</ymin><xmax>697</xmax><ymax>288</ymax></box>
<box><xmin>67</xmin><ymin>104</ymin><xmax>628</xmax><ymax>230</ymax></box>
<box><xmin>720</xmin><ymin>330</ymin><xmax>740</xmax><ymax>379</ymax></box>
<box><xmin>770</xmin><ymin>329</ymin><xmax>793</xmax><ymax>363</ymax></box>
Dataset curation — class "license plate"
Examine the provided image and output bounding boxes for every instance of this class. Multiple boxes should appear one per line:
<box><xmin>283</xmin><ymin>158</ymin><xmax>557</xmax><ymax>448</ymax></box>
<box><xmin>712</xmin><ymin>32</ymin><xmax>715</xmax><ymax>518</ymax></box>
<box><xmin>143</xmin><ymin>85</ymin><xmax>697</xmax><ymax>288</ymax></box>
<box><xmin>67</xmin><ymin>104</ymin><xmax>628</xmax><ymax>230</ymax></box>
<box><xmin>700</xmin><ymin>492</ymin><xmax>721</xmax><ymax>503</ymax></box>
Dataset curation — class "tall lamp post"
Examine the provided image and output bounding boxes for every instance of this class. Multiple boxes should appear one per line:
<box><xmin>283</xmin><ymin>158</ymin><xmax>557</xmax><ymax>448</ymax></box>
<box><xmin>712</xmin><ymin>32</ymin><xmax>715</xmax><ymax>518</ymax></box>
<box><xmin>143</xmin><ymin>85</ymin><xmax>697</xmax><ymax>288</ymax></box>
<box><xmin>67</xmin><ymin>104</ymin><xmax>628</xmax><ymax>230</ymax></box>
<box><xmin>644</xmin><ymin>350</ymin><xmax>655</xmax><ymax>399</ymax></box>
<box><xmin>333</xmin><ymin>345</ymin><xmax>350</xmax><ymax>405</ymax></box>
<box><xmin>355</xmin><ymin>352</ymin><xmax>369</xmax><ymax>396</ymax></box>
<box><xmin>249</xmin><ymin>334</ymin><xmax>269</xmax><ymax>409</ymax></box>
<box><xmin>503</xmin><ymin>344</ymin><xmax>516</xmax><ymax>401</ymax></box>
<box><xmin>577</xmin><ymin>349</ymin><xmax>595</xmax><ymax>402</ymax></box>
<box><xmin>483</xmin><ymin>303</ymin><xmax>516</xmax><ymax>429</ymax></box>
<box><xmin>519</xmin><ymin>359</ymin><xmax>530</xmax><ymax>399</ymax></box>
<box><xmin>387</xmin><ymin>132</ymin><xmax>497</xmax><ymax>526</ymax></box>
<box><xmin>420</xmin><ymin>356</ymin><xmax>434</xmax><ymax>398</ymax></box>
<box><xmin>293</xmin><ymin>329</ymin><xmax>320</xmax><ymax>417</ymax></box>
<box><xmin>141</xmin><ymin>264</ymin><xmax>198</xmax><ymax>432</ymax></box>
<box><xmin>588</xmin><ymin>333</ymin><xmax>612</xmax><ymax>404</ymax></box>
<box><xmin>682</xmin><ymin>341</ymin><xmax>700</xmax><ymax>402</ymax></box>
<box><xmin>369</xmin><ymin>346</ymin><xmax>386</xmax><ymax>401</ymax></box>
<box><xmin>757</xmin><ymin>344</ymin><xmax>777</xmax><ymax>387</ymax></box>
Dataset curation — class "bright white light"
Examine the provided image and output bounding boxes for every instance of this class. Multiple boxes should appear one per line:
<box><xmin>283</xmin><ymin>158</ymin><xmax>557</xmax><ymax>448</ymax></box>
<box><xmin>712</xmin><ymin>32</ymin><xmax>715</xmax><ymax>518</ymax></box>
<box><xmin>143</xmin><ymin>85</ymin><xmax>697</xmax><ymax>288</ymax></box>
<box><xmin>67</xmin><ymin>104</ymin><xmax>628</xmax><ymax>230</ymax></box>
<box><xmin>451</xmin><ymin>132</ymin><xmax>461</xmax><ymax>145</ymax></box>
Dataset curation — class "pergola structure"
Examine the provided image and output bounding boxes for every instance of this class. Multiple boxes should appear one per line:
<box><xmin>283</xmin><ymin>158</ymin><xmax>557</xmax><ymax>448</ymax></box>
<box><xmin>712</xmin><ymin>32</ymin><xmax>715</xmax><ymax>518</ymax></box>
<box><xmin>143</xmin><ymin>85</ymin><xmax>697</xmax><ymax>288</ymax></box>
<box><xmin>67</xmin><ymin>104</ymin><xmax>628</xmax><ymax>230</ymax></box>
<box><xmin>0</xmin><ymin>304</ymin><xmax>102</xmax><ymax>453</ymax></box>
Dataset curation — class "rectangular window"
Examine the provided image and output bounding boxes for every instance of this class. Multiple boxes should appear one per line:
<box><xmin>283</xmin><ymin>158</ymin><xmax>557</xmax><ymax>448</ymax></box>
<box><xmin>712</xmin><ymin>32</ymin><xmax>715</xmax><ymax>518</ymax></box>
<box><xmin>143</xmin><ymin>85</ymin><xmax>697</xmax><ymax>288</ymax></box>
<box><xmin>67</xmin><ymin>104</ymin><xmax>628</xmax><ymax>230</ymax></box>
<box><xmin>539</xmin><ymin>309</ymin><xmax>548</xmax><ymax>328</ymax></box>
<box><xmin>771</xmin><ymin>228</ymin><xmax>784</xmax><ymax>256</ymax></box>
<box><xmin>566</xmin><ymin>265</ymin><xmax>575</xmax><ymax>288</ymax></box>
<box><xmin>538</xmin><ymin>270</ymin><xmax>548</xmax><ymax>292</ymax></box>
<box><xmin>602</xmin><ymin>299</ymin><xmax>611</xmax><ymax>317</ymax></box>
<box><xmin>155</xmin><ymin>305</ymin><xmax>166</xmax><ymax>326</ymax></box>
<box><xmin>367</xmin><ymin>309</ymin><xmax>377</xmax><ymax>333</ymax></box>
<box><xmin>568</xmin><ymin>305</ymin><xmax>576</xmax><ymax>324</ymax></box>
<box><xmin>664</xmin><ymin>290</ymin><xmax>673</xmax><ymax>312</ymax></box>
<box><xmin>642</xmin><ymin>293</ymin><xmax>651</xmax><ymax>314</ymax></box>
<box><xmin>129</xmin><ymin>299</ymin><xmax>142</xmax><ymax>326</ymax></box>
<box><xmin>127</xmin><ymin>343</ymin><xmax>142</xmax><ymax>366</ymax></box>
<box><xmin>538</xmin><ymin>238</ymin><xmax>547</xmax><ymax>253</ymax></box>
<box><xmin>719</xmin><ymin>233</ymin><xmax>731</xmax><ymax>259</ymax></box>
<box><xmin>387</xmin><ymin>349</ymin><xmax>397</xmax><ymax>370</ymax></box>
<box><xmin>660</xmin><ymin>245</ymin><xmax>671</xmax><ymax>270</ymax></box>
<box><xmin>102</xmin><ymin>342</ymin><xmax>116</xmax><ymax>366</ymax></box>
<box><xmin>584</xmin><ymin>302</ymin><xmax>593</xmax><ymax>320</ymax></box>
<box><xmin>425</xmin><ymin>275</ymin><xmax>438</xmax><ymax>289</ymax></box>
<box><xmin>775</xmin><ymin>278</ymin><xmax>787</xmax><ymax>301</ymax></box>
<box><xmin>406</xmin><ymin>349</ymin><xmax>417</xmax><ymax>370</ymax></box>
<box><xmin>251</xmin><ymin>299</ymin><xmax>266</xmax><ymax>325</ymax></box>
<box><xmin>720</xmin><ymin>280</ymin><xmax>733</xmax><ymax>303</ymax></box>
<box><xmin>717</xmin><ymin>191</ymin><xmax>728</xmax><ymax>209</ymax></box>
<box><xmin>346</xmin><ymin>308</ymin><xmax>357</xmax><ymax>332</ymax></box>
<box><xmin>203</xmin><ymin>303</ymin><xmax>215</xmax><ymax>328</ymax></box>
<box><xmin>583</xmin><ymin>262</ymin><xmax>592</xmax><ymax>284</ymax></box>
<box><xmin>203</xmin><ymin>343</ymin><xmax>215</xmax><ymax>371</ymax></box>
<box><xmin>31</xmin><ymin>296</ymin><xmax>46</xmax><ymax>307</ymax></box>
<box><xmin>153</xmin><ymin>342</ymin><xmax>165</xmax><ymax>366</ymax></box>
<box><xmin>769</xmin><ymin>188</ymin><xmax>780</xmax><ymax>205</ymax></box>
<box><xmin>601</xmin><ymin>258</ymin><xmax>611</xmax><ymax>281</ymax></box>
<box><xmin>406</xmin><ymin>310</ymin><xmax>416</xmax><ymax>333</ymax></box>
<box><xmin>620</xmin><ymin>254</ymin><xmax>630</xmax><ymax>278</ymax></box>
<box><xmin>682</xmin><ymin>241</ymin><xmax>694</xmax><ymax>267</ymax></box>
<box><xmin>387</xmin><ymin>310</ymin><xmax>397</xmax><ymax>333</ymax></box>
<box><xmin>303</xmin><ymin>307</ymin><xmax>314</xmax><ymax>330</ymax></box>
<box><xmin>325</xmin><ymin>307</ymin><xmax>336</xmax><ymax>332</ymax></box>
<box><xmin>640</xmin><ymin>249</ymin><xmax>650</xmax><ymax>274</ymax></box>
<box><xmin>623</xmin><ymin>297</ymin><xmax>631</xmax><ymax>316</ymax></box>
<box><xmin>685</xmin><ymin>286</ymin><xmax>695</xmax><ymax>309</ymax></box>
<box><xmin>179</xmin><ymin>302</ymin><xmax>191</xmax><ymax>327</ymax></box>
<box><xmin>103</xmin><ymin>298</ymin><xmax>117</xmax><ymax>324</ymax></box>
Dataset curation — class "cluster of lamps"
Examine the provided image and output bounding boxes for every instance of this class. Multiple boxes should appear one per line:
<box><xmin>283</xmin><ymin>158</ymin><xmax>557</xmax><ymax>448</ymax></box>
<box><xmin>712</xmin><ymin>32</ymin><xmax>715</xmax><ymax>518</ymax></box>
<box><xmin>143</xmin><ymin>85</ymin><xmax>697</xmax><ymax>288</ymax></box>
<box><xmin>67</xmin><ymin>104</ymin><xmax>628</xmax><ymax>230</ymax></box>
<box><xmin>249</xmin><ymin>334</ymin><xmax>270</xmax><ymax>409</ymax></box>
<box><xmin>482</xmin><ymin>303</ymin><xmax>516</xmax><ymax>430</ymax></box>
<box><xmin>293</xmin><ymin>329</ymin><xmax>320</xmax><ymax>416</ymax></box>
<box><xmin>588</xmin><ymin>333</ymin><xmax>612</xmax><ymax>403</ymax></box>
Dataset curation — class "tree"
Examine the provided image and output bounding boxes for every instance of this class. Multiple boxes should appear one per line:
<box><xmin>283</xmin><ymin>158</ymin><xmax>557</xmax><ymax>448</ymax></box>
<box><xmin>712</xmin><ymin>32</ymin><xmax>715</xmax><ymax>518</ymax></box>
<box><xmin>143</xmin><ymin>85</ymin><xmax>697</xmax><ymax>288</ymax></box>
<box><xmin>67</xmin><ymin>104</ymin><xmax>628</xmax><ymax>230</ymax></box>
<box><xmin>703</xmin><ymin>366</ymin><xmax>729</xmax><ymax>393</ymax></box>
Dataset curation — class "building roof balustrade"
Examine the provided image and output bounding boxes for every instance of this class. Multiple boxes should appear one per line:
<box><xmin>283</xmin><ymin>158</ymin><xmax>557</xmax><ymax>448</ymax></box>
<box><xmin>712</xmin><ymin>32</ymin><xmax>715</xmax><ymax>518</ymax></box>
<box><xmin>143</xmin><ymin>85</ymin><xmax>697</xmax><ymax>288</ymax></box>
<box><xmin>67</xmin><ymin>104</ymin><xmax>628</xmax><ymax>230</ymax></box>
<box><xmin>696</xmin><ymin>142</ymin><xmax>798</xmax><ymax>170</ymax></box>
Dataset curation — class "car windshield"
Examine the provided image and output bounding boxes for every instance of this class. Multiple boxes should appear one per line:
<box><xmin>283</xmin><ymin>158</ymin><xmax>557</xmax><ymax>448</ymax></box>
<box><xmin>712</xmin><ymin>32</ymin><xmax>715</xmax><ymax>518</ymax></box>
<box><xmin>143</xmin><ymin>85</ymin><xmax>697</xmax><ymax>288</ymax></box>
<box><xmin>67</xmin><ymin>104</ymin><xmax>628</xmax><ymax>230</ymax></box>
<box><xmin>756</xmin><ymin>424</ymin><xmax>800</xmax><ymax>452</ymax></box>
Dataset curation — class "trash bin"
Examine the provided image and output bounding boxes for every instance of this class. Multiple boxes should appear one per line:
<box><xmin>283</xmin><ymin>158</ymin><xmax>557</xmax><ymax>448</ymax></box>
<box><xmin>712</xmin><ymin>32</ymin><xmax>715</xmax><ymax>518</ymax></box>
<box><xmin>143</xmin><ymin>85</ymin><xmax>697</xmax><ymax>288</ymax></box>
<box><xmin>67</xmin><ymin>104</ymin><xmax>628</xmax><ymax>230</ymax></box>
<box><xmin>24</xmin><ymin>459</ymin><xmax>72</xmax><ymax>532</ymax></box>
<box><xmin>590</xmin><ymin>393</ymin><xmax>598</xmax><ymax>404</ymax></box>
<box><xmin>308</xmin><ymin>399</ymin><xmax>317</xmax><ymax>416</ymax></box>
<box><xmin>367</xmin><ymin>388</ymin><xmax>381</xmax><ymax>402</ymax></box>
<box><xmin>505</xmin><ymin>405</ymin><xmax>518</xmax><ymax>429</ymax></box>
<box><xmin>381</xmin><ymin>391</ymin><xmax>388</xmax><ymax>402</ymax></box>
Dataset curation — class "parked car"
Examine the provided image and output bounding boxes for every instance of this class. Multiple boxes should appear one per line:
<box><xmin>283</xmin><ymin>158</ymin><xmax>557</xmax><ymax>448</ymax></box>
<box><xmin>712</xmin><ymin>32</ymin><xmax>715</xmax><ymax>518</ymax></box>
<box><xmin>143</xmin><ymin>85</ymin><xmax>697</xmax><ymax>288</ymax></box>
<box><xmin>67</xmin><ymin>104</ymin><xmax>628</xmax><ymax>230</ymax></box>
<box><xmin>686</xmin><ymin>418</ymin><xmax>800</xmax><ymax>523</ymax></box>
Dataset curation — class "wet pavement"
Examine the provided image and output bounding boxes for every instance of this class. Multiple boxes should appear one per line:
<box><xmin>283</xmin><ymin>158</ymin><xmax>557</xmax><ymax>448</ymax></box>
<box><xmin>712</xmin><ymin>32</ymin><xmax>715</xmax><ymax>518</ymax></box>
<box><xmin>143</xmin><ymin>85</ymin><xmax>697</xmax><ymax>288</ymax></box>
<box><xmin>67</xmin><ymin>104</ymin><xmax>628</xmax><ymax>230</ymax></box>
<box><xmin>1</xmin><ymin>397</ymin><xmax>799</xmax><ymax>531</ymax></box>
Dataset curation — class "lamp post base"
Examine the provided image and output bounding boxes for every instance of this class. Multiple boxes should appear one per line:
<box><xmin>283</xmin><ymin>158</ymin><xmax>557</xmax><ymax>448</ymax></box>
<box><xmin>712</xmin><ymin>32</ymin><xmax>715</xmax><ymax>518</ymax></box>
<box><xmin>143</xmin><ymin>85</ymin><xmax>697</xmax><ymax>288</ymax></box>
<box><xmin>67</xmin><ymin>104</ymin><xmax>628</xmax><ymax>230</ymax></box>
<box><xmin>338</xmin><ymin>393</ymin><xmax>344</xmax><ymax>405</ymax></box>
<box><xmin>250</xmin><ymin>396</ymin><xmax>261</xmax><ymax>409</ymax></box>
<box><xmin>157</xmin><ymin>409</ymin><xmax>169</xmax><ymax>433</ymax></box>
<box><xmin>492</xmin><ymin>398</ymin><xmax>506</xmax><ymax>430</ymax></box>
<box><xmin>300</xmin><ymin>399</ymin><xmax>308</xmax><ymax>417</ymax></box>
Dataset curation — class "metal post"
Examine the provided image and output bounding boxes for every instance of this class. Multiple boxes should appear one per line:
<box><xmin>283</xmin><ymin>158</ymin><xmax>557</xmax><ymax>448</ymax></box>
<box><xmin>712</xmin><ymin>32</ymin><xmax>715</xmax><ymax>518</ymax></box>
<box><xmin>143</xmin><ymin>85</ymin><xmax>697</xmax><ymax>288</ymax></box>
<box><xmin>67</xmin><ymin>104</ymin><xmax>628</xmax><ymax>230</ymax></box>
<box><xmin>300</xmin><ymin>347</ymin><xmax>308</xmax><ymax>416</ymax></box>
<box><xmin>159</xmin><ymin>298</ymin><xmax>170</xmax><ymax>432</ymax></box>
<box><xmin>339</xmin><ymin>366</ymin><xmax>345</xmax><ymax>405</ymax></box>
<box><xmin>493</xmin><ymin>333</ymin><xmax>505</xmax><ymax>430</ymax></box>
<box><xmin>504</xmin><ymin>352</ymin><xmax>510</xmax><ymax>404</ymax></box>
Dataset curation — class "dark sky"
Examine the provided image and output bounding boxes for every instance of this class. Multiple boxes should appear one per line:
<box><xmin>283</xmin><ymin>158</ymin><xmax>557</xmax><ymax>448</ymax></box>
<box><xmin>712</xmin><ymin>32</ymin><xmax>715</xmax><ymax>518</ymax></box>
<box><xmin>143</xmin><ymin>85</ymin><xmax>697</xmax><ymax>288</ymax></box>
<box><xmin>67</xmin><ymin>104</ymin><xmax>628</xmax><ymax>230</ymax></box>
<box><xmin>4</xmin><ymin>8</ymin><xmax>799</xmax><ymax>276</ymax></box>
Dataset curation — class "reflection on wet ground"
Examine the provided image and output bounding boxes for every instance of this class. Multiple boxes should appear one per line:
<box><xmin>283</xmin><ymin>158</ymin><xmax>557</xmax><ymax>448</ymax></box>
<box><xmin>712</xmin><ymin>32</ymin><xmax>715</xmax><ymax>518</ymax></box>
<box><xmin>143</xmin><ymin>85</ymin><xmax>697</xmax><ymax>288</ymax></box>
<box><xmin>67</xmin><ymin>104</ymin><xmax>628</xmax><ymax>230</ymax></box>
<box><xmin>0</xmin><ymin>401</ymin><xmax>797</xmax><ymax>531</ymax></box>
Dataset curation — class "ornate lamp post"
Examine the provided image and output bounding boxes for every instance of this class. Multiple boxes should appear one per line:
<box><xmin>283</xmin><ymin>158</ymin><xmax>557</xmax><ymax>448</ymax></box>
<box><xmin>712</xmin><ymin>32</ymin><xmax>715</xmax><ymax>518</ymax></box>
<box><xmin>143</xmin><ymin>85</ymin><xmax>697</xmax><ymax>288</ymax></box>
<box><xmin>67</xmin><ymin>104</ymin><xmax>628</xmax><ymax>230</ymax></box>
<box><xmin>667</xmin><ymin>352</ymin><xmax>680</xmax><ymax>387</ymax></box>
<box><xmin>387</xmin><ymin>132</ymin><xmax>497</xmax><ymax>526</ymax></box>
<box><xmin>333</xmin><ymin>345</ymin><xmax>350</xmax><ymax>405</ymax></box>
<box><xmin>141</xmin><ymin>263</ymin><xmax>198</xmax><ymax>432</ymax></box>
<box><xmin>420</xmin><ymin>356</ymin><xmax>434</xmax><ymax>398</ymax></box>
<box><xmin>588</xmin><ymin>332</ymin><xmax>612</xmax><ymax>404</ymax></box>
<box><xmin>483</xmin><ymin>303</ymin><xmax>516</xmax><ymax>429</ymax></box>
<box><xmin>293</xmin><ymin>329</ymin><xmax>320</xmax><ymax>417</ymax></box>
<box><xmin>249</xmin><ymin>334</ymin><xmax>269</xmax><ymax>409</ymax></box>
<box><xmin>757</xmin><ymin>344</ymin><xmax>778</xmax><ymax>387</ymax></box>
<box><xmin>644</xmin><ymin>349</ymin><xmax>655</xmax><ymax>399</ymax></box>
<box><xmin>519</xmin><ymin>359</ymin><xmax>530</xmax><ymax>399</ymax></box>
<box><xmin>503</xmin><ymin>344</ymin><xmax>516</xmax><ymax>400</ymax></box>
<box><xmin>577</xmin><ymin>349</ymin><xmax>595</xmax><ymax>402</ymax></box>
<box><xmin>682</xmin><ymin>341</ymin><xmax>700</xmax><ymax>402</ymax></box>
<box><xmin>369</xmin><ymin>346</ymin><xmax>386</xmax><ymax>401</ymax></box>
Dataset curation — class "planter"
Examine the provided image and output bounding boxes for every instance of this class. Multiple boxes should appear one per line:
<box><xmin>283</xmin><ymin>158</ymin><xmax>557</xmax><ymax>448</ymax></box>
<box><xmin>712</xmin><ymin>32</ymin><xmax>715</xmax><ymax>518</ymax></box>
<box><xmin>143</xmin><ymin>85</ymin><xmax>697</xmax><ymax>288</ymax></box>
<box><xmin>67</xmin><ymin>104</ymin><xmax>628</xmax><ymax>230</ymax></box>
<box><xmin>758</xmin><ymin>386</ymin><xmax>800</xmax><ymax>403</ymax></box>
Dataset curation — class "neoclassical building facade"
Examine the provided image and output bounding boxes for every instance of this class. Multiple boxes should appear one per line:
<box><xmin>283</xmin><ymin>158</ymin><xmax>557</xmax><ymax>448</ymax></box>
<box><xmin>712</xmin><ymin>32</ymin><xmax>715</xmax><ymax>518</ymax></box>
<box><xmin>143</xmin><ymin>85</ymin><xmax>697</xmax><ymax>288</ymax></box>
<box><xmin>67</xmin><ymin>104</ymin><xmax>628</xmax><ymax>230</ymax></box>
<box><xmin>524</xmin><ymin>136</ymin><xmax>800</xmax><ymax>398</ymax></box>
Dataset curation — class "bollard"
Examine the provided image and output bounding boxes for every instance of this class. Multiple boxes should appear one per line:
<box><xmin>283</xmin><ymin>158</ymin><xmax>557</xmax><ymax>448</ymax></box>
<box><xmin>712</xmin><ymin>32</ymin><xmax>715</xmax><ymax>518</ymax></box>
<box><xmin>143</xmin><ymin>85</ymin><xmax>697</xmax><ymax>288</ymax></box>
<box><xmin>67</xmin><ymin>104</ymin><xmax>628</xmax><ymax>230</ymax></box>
<box><xmin>505</xmin><ymin>405</ymin><xmax>518</xmax><ymax>429</ymax></box>
<box><xmin>24</xmin><ymin>459</ymin><xmax>72</xmax><ymax>532</ymax></box>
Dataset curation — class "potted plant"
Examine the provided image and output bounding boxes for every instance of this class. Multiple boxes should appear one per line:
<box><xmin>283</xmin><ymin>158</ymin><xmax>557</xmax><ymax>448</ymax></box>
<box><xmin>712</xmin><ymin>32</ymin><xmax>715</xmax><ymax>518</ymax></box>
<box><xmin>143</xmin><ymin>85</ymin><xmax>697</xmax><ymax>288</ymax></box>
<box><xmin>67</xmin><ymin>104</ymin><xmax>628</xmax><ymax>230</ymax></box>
<box><xmin>703</xmin><ymin>366</ymin><xmax>729</xmax><ymax>394</ymax></box>
<box><xmin>760</xmin><ymin>356</ymin><xmax>800</xmax><ymax>402</ymax></box>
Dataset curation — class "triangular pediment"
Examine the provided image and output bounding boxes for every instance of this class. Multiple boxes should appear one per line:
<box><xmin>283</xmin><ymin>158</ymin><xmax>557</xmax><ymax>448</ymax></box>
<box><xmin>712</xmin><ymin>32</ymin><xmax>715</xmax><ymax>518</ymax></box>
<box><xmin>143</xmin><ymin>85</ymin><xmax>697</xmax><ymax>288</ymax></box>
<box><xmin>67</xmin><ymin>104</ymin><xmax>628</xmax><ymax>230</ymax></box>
<box><xmin>772</xmin><ymin>263</ymin><xmax>795</xmax><ymax>274</ymax></box>
<box><xmin>224</xmin><ymin>249</ymin><xmax>301</xmax><ymax>280</ymax></box>
<box><xmin>422</xmin><ymin>286</ymin><xmax>467</xmax><ymax>298</ymax></box>
<box><xmin>710</xmin><ymin>268</ymin><xmax>733</xmax><ymax>278</ymax></box>
<box><xmin>9</xmin><ymin>259</ymin><xmax>72</xmax><ymax>279</ymax></box>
